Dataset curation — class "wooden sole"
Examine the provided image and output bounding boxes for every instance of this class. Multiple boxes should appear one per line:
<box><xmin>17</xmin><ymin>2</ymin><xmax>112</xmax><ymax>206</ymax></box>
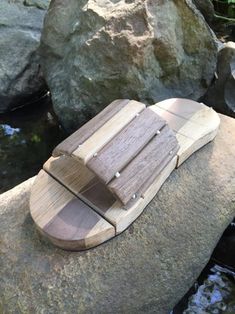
<box><xmin>30</xmin><ymin>98</ymin><xmax>220</xmax><ymax>250</ymax></box>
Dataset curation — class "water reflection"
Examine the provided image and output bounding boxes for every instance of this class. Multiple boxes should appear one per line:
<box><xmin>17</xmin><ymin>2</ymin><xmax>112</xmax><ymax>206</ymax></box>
<box><xmin>184</xmin><ymin>265</ymin><xmax>235</xmax><ymax>313</ymax></box>
<box><xmin>1</xmin><ymin>124</ymin><xmax>20</xmax><ymax>136</ymax></box>
<box><xmin>173</xmin><ymin>263</ymin><xmax>235</xmax><ymax>314</ymax></box>
<box><xmin>0</xmin><ymin>95</ymin><xmax>67</xmax><ymax>193</ymax></box>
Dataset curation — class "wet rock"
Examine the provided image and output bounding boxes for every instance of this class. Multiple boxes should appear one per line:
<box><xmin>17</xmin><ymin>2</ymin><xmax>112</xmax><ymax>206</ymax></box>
<box><xmin>0</xmin><ymin>114</ymin><xmax>234</xmax><ymax>313</ymax></box>
<box><xmin>203</xmin><ymin>42</ymin><xmax>235</xmax><ymax>118</ymax></box>
<box><xmin>40</xmin><ymin>0</ymin><xmax>217</xmax><ymax>131</ymax></box>
<box><xmin>0</xmin><ymin>1</ymin><xmax>49</xmax><ymax>113</ymax></box>
<box><xmin>192</xmin><ymin>0</ymin><xmax>215</xmax><ymax>25</ymax></box>
<box><xmin>212</xmin><ymin>221</ymin><xmax>235</xmax><ymax>270</ymax></box>
<box><xmin>181</xmin><ymin>265</ymin><xmax>235</xmax><ymax>314</ymax></box>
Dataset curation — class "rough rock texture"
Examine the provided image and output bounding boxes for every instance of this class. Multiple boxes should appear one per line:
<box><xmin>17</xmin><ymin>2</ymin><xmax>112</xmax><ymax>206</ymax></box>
<box><xmin>203</xmin><ymin>42</ymin><xmax>235</xmax><ymax>118</ymax></box>
<box><xmin>15</xmin><ymin>0</ymin><xmax>49</xmax><ymax>10</ymax></box>
<box><xmin>0</xmin><ymin>1</ymin><xmax>49</xmax><ymax>113</ymax></box>
<box><xmin>192</xmin><ymin>0</ymin><xmax>215</xmax><ymax>25</ymax></box>
<box><xmin>40</xmin><ymin>0</ymin><xmax>218</xmax><ymax>131</ymax></box>
<box><xmin>0</xmin><ymin>114</ymin><xmax>234</xmax><ymax>313</ymax></box>
<box><xmin>10</xmin><ymin>0</ymin><xmax>49</xmax><ymax>10</ymax></box>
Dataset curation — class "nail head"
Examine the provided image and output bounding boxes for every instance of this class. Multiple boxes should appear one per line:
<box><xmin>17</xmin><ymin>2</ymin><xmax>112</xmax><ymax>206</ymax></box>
<box><xmin>132</xmin><ymin>194</ymin><xmax>137</xmax><ymax>199</ymax></box>
<box><xmin>115</xmin><ymin>172</ymin><xmax>121</xmax><ymax>178</ymax></box>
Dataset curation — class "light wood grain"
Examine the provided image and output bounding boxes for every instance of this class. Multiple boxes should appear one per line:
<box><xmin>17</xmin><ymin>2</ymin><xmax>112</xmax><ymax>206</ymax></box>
<box><xmin>150</xmin><ymin>99</ymin><xmax>220</xmax><ymax>166</ymax></box>
<box><xmin>43</xmin><ymin>156</ymin><xmax>117</xmax><ymax>223</ymax></box>
<box><xmin>30</xmin><ymin>170</ymin><xmax>115</xmax><ymax>250</ymax></box>
<box><xmin>87</xmin><ymin>108</ymin><xmax>166</xmax><ymax>184</ymax></box>
<box><xmin>53</xmin><ymin>99</ymin><xmax>130</xmax><ymax>157</ymax></box>
<box><xmin>43</xmin><ymin>155</ymin><xmax>95</xmax><ymax>194</ymax></box>
<box><xmin>149</xmin><ymin>103</ymin><xmax>220</xmax><ymax>141</ymax></box>
<box><xmin>155</xmin><ymin>98</ymin><xmax>206</xmax><ymax>122</ymax></box>
<box><xmin>108</xmin><ymin>125</ymin><xmax>179</xmax><ymax>205</ymax></box>
<box><xmin>72</xmin><ymin>100</ymin><xmax>146</xmax><ymax>164</ymax></box>
<box><xmin>175</xmin><ymin>129</ymin><xmax>218</xmax><ymax>167</ymax></box>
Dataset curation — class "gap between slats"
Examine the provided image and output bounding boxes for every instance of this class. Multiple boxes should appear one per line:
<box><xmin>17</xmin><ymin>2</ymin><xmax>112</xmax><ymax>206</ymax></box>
<box><xmin>43</xmin><ymin>168</ymin><xmax>118</xmax><ymax>232</ymax></box>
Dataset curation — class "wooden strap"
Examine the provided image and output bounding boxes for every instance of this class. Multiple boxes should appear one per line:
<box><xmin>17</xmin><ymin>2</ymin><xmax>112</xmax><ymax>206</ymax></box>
<box><xmin>72</xmin><ymin>100</ymin><xmax>146</xmax><ymax>164</ymax></box>
<box><xmin>108</xmin><ymin>125</ymin><xmax>179</xmax><ymax>205</ymax></box>
<box><xmin>53</xmin><ymin>99</ymin><xmax>130</xmax><ymax>157</ymax></box>
<box><xmin>43</xmin><ymin>155</ymin><xmax>95</xmax><ymax>194</ymax></box>
<box><xmin>87</xmin><ymin>108</ymin><xmax>166</xmax><ymax>184</ymax></box>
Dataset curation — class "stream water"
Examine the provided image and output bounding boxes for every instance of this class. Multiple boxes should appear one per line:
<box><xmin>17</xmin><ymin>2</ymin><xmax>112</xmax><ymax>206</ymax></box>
<box><xmin>0</xmin><ymin>97</ymin><xmax>234</xmax><ymax>313</ymax></box>
<box><xmin>0</xmin><ymin>94</ymin><xmax>67</xmax><ymax>193</ymax></box>
<box><xmin>173</xmin><ymin>263</ymin><xmax>235</xmax><ymax>314</ymax></box>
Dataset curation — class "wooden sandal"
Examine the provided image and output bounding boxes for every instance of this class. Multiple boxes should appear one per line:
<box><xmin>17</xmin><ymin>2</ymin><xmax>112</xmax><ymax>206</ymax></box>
<box><xmin>30</xmin><ymin>98</ymin><xmax>220</xmax><ymax>250</ymax></box>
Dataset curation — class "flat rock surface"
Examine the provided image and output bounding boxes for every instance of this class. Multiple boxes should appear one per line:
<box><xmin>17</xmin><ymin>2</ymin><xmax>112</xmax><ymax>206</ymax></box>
<box><xmin>0</xmin><ymin>114</ymin><xmax>234</xmax><ymax>313</ymax></box>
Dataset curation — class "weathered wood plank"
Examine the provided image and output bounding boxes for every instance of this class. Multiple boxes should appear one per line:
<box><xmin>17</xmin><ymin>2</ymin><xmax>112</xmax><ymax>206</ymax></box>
<box><xmin>105</xmin><ymin>156</ymin><xmax>178</xmax><ymax>233</ymax></box>
<box><xmin>53</xmin><ymin>99</ymin><xmax>130</xmax><ymax>157</ymax></box>
<box><xmin>30</xmin><ymin>170</ymin><xmax>115</xmax><ymax>250</ymax></box>
<box><xmin>43</xmin><ymin>156</ymin><xmax>117</xmax><ymax>222</ymax></box>
<box><xmin>108</xmin><ymin>125</ymin><xmax>179</xmax><ymax>205</ymax></box>
<box><xmin>87</xmin><ymin>108</ymin><xmax>166</xmax><ymax>184</ymax></box>
<box><xmin>43</xmin><ymin>155</ymin><xmax>95</xmax><ymax>194</ymax></box>
<box><xmin>72</xmin><ymin>100</ymin><xmax>146</xmax><ymax>164</ymax></box>
<box><xmin>137</xmin><ymin>142</ymin><xmax>179</xmax><ymax>197</ymax></box>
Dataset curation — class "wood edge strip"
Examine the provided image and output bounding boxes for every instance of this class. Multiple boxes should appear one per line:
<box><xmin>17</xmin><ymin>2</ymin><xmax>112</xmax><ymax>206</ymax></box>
<box><xmin>52</xmin><ymin>99</ymin><xmax>130</xmax><ymax>157</ymax></box>
<box><xmin>71</xmin><ymin>101</ymin><xmax>146</xmax><ymax>164</ymax></box>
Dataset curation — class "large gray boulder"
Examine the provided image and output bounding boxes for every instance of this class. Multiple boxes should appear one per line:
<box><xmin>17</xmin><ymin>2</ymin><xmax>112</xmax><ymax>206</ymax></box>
<box><xmin>0</xmin><ymin>114</ymin><xmax>234</xmax><ymax>313</ymax></box>
<box><xmin>14</xmin><ymin>0</ymin><xmax>49</xmax><ymax>10</ymax></box>
<box><xmin>0</xmin><ymin>1</ymin><xmax>49</xmax><ymax>113</ymax></box>
<box><xmin>203</xmin><ymin>42</ymin><xmax>235</xmax><ymax>118</ymax></box>
<box><xmin>192</xmin><ymin>0</ymin><xmax>215</xmax><ymax>25</ymax></box>
<box><xmin>40</xmin><ymin>0</ymin><xmax>218</xmax><ymax>131</ymax></box>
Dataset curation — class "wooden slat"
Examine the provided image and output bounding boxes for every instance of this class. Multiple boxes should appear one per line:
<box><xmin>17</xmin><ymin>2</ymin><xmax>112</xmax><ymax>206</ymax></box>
<box><xmin>137</xmin><ymin>142</ymin><xmax>179</xmax><ymax>197</ymax></box>
<box><xmin>43</xmin><ymin>156</ymin><xmax>117</xmax><ymax>221</ymax></box>
<box><xmin>72</xmin><ymin>100</ymin><xmax>146</xmax><ymax>164</ymax></box>
<box><xmin>105</xmin><ymin>157</ymin><xmax>178</xmax><ymax>233</ymax></box>
<box><xmin>149</xmin><ymin>105</ymin><xmax>220</xmax><ymax>141</ymax></box>
<box><xmin>87</xmin><ymin>108</ymin><xmax>166</xmax><ymax>184</ymax></box>
<box><xmin>108</xmin><ymin>125</ymin><xmax>179</xmax><ymax>205</ymax></box>
<box><xmin>53</xmin><ymin>99</ymin><xmax>130</xmax><ymax>157</ymax></box>
<box><xmin>43</xmin><ymin>155</ymin><xmax>95</xmax><ymax>194</ymax></box>
<box><xmin>30</xmin><ymin>170</ymin><xmax>115</xmax><ymax>250</ymax></box>
<box><xmin>155</xmin><ymin>98</ymin><xmax>206</xmax><ymax>122</ymax></box>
